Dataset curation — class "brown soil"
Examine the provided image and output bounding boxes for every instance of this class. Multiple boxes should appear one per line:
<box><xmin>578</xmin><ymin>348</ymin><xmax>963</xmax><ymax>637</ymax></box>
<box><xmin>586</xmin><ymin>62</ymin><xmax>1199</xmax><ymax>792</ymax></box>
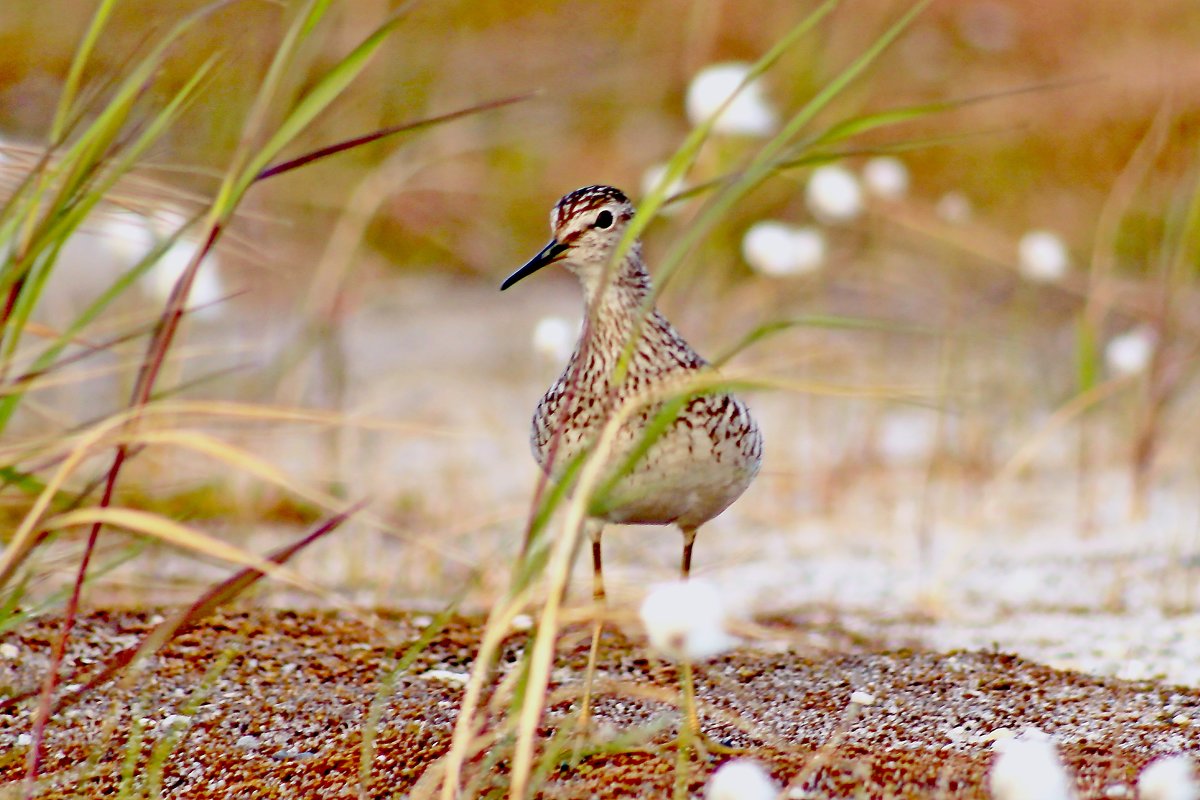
<box><xmin>0</xmin><ymin>609</ymin><xmax>1196</xmax><ymax>798</ymax></box>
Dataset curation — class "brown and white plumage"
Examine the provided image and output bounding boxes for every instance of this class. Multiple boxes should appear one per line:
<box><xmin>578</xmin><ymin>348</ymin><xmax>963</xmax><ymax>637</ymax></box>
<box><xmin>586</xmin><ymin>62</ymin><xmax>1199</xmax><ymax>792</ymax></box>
<box><xmin>502</xmin><ymin>185</ymin><xmax>762</xmax><ymax>586</ymax></box>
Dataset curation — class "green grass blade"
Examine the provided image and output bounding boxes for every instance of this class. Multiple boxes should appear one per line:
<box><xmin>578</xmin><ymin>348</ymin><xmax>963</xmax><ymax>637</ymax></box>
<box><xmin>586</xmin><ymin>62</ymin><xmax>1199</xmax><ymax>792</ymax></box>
<box><xmin>50</xmin><ymin>0</ymin><xmax>119</xmax><ymax>141</ymax></box>
<box><xmin>359</xmin><ymin>604</ymin><xmax>458</xmax><ymax>794</ymax></box>
<box><xmin>143</xmin><ymin>649</ymin><xmax>235</xmax><ymax>799</ymax></box>
<box><xmin>0</xmin><ymin>57</ymin><xmax>215</xmax><ymax>399</ymax></box>
<box><xmin>712</xmin><ymin>314</ymin><xmax>944</xmax><ymax>366</ymax></box>
<box><xmin>1075</xmin><ymin>314</ymin><xmax>1101</xmax><ymax>394</ymax></box>
<box><xmin>228</xmin><ymin>11</ymin><xmax>405</xmax><ymax>205</ymax></box>
<box><xmin>589</xmin><ymin>394</ymin><xmax>691</xmax><ymax>518</ymax></box>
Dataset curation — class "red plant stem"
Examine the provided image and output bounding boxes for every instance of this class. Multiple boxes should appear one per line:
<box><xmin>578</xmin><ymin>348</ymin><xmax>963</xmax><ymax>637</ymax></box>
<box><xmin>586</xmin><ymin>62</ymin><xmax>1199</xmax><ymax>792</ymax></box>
<box><xmin>23</xmin><ymin>444</ymin><xmax>126</xmax><ymax>796</ymax></box>
<box><xmin>22</xmin><ymin>222</ymin><xmax>222</xmax><ymax>795</ymax></box>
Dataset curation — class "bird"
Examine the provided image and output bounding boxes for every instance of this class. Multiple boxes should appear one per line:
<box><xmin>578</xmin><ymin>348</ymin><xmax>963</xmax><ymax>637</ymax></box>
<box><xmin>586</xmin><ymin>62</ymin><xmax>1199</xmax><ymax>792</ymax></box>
<box><xmin>500</xmin><ymin>185</ymin><xmax>763</xmax><ymax>600</ymax></box>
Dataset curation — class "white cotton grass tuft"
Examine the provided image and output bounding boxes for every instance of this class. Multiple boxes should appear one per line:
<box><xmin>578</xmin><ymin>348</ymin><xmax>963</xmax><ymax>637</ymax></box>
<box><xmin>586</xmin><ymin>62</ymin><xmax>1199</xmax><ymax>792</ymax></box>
<box><xmin>641</xmin><ymin>162</ymin><xmax>686</xmax><ymax>201</ymax></box>
<box><xmin>143</xmin><ymin>233</ymin><xmax>225</xmax><ymax>318</ymax></box>
<box><xmin>640</xmin><ymin>162</ymin><xmax>688</xmax><ymax>216</ymax></box>
<box><xmin>705</xmin><ymin>759</ymin><xmax>779</xmax><ymax>800</ymax></box>
<box><xmin>1105</xmin><ymin>325</ymin><xmax>1156</xmax><ymax>377</ymax></box>
<box><xmin>989</xmin><ymin>728</ymin><xmax>1076</xmax><ymax>800</ymax></box>
<box><xmin>956</xmin><ymin>1</ymin><xmax>1018</xmax><ymax>53</ymax></box>
<box><xmin>532</xmin><ymin>315</ymin><xmax>578</xmax><ymax>363</ymax></box>
<box><xmin>805</xmin><ymin>165</ymin><xmax>864</xmax><ymax>224</ymax></box>
<box><xmin>741</xmin><ymin>221</ymin><xmax>826</xmax><ymax>277</ymax></box>
<box><xmin>1138</xmin><ymin>755</ymin><xmax>1199</xmax><ymax>800</ymax></box>
<box><xmin>639</xmin><ymin>578</ymin><xmax>734</xmax><ymax>662</ymax></box>
<box><xmin>862</xmin><ymin>156</ymin><xmax>910</xmax><ymax>200</ymax></box>
<box><xmin>685</xmin><ymin>62</ymin><xmax>776</xmax><ymax>137</ymax></box>
<box><xmin>1017</xmin><ymin>230</ymin><xmax>1070</xmax><ymax>283</ymax></box>
<box><xmin>936</xmin><ymin>191</ymin><xmax>973</xmax><ymax>224</ymax></box>
<box><xmin>85</xmin><ymin>206</ymin><xmax>226</xmax><ymax>319</ymax></box>
<box><xmin>97</xmin><ymin>209</ymin><xmax>157</xmax><ymax>264</ymax></box>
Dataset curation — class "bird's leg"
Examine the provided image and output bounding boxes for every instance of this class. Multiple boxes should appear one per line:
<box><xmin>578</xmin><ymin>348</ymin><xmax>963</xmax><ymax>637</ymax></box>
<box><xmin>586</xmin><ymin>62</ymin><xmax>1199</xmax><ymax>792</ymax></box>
<box><xmin>674</xmin><ymin>525</ymin><xmax>742</xmax><ymax>756</ymax></box>
<box><xmin>577</xmin><ymin>521</ymin><xmax>605</xmax><ymax>736</ymax></box>
<box><xmin>680</xmin><ymin>526</ymin><xmax>698</xmax><ymax>579</ymax></box>
<box><xmin>673</xmin><ymin>657</ymin><xmax>743</xmax><ymax>758</ymax></box>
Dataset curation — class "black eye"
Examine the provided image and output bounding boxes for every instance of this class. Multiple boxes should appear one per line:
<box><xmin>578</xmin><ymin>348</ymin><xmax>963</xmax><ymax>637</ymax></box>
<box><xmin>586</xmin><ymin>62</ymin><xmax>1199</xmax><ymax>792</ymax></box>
<box><xmin>594</xmin><ymin>210</ymin><xmax>613</xmax><ymax>229</ymax></box>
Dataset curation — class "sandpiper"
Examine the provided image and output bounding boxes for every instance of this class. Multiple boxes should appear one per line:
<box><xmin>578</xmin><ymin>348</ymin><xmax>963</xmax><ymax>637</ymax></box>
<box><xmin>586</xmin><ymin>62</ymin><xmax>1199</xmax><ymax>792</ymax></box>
<box><xmin>501</xmin><ymin>185</ymin><xmax>762</xmax><ymax>597</ymax></box>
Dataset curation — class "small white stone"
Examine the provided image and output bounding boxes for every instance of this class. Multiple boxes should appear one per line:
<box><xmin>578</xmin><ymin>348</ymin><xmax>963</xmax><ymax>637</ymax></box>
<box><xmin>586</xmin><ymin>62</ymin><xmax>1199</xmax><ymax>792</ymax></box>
<box><xmin>0</xmin><ymin>642</ymin><xmax>18</xmax><ymax>659</ymax></box>
<box><xmin>705</xmin><ymin>759</ymin><xmax>779</xmax><ymax>800</ymax></box>
<box><xmin>161</xmin><ymin>714</ymin><xmax>192</xmax><ymax>731</ymax></box>
<box><xmin>862</xmin><ymin>156</ymin><xmax>910</xmax><ymax>200</ymax></box>
<box><xmin>1103</xmin><ymin>784</ymin><xmax>1131</xmax><ymax>798</ymax></box>
<box><xmin>805</xmin><ymin>165</ymin><xmax>864</xmax><ymax>224</ymax></box>
<box><xmin>532</xmin><ymin>315</ymin><xmax>579</xmax><ymax>363</ymax></box>
<box><xmin>421</xmin><ymin>669</ymin><xmax>470</xmax><ymax>687</ymax></box>
<box><xmin>936</xmin><ymin>191</ymin><xmax>973</xmax><ymax>224</ymax></box>
<box><xmin>639</xmin><ymin>579</ymin><xmax>734</xmax><ymax>662</ymax></box>
<box><xmin>686</xmin><ymin>62</ymin><xmax>776</xmax><ymax>137</ymax></box>
<box><xmin>849</xmin><ymin>690</ymin><xmax>877</xmax><ymax>706</ymax></box>
<box><xmin>989</xmin><ymin>728</ymin><xmax>1076</xmax><ymax>800</ymax></box>
<box><xmin>1138</xmin><ymin>755</ymin><xmax>1198</xmax><ymax>800</ymax></box>
<box><xmin>16</xmin><ymin>733</ymin><xmax>32</xmax><ymax>747</ymax></box>
<box><xmin>235</xmin><ymin>734</ymin><xmax>260</xmax><ymax>749</ymax></box>
<box><xmin>1105</xmin><ymin>325</ymin><xmax>1156</xmax><ymax>377</ymax></box>
<box><xmin>742</xmin><ymin>221</ymin><xmax>826</xmax><ymax>277</ymax></box>
<box><xmin>1017</xmin><ymin>230</ymin><xmax>1070</xmax><ymax>283</ymax></box>
<box><xmin>412</xmin><ymin>615</ymin><xmax>433</xmax><ymax>627</ymax></box>
<box><xmin>511</xmin><ymin>614</ymin><xmax>534</xmax><ymax>631</ymax></box>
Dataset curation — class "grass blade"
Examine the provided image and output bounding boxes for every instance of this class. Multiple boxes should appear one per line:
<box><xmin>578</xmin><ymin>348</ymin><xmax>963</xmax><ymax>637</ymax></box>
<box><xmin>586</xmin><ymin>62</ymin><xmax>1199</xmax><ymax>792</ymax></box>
<box><xmin>228</xmin><ymin>11</ymin><xmax>406</xmax><ymax>205</ymax></box>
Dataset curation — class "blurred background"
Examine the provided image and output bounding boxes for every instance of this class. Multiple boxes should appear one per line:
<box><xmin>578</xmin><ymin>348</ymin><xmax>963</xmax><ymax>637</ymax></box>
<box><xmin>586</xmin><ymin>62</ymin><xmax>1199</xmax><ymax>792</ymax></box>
<box><xmin>2</xmin><ymin>0</ymin><xmax>1199</xmax><ymax>680</ymax></box>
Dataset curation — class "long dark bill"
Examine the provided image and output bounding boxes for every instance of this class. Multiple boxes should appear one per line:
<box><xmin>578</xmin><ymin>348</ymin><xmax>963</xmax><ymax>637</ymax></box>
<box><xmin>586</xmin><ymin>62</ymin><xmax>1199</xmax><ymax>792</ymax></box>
<box><xmin>500</xmin><ymin>239</ymin><xmax>569</xmax><ymax>290</ymax></box>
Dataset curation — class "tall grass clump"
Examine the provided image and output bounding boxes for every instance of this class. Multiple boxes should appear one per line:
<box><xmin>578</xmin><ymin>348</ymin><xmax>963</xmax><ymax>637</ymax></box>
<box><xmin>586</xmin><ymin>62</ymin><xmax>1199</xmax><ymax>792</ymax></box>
<box><xmin>0</xmin><ymin>1</ymin><xmax>526</xmax><ymax>794</ymax></box>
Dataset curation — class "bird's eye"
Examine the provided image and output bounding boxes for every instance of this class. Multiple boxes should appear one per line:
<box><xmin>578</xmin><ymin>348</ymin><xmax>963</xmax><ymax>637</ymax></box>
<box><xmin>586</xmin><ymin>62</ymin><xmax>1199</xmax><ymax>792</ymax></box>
<box><xmin>594</xmin><ymin>210</ymin><xmax>614</xmax><ymax>229</ymax></box>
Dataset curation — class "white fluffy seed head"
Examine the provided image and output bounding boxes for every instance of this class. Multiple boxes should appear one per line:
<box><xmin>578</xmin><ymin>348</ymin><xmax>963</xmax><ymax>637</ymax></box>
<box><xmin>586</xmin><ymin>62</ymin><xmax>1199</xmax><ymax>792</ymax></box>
<box><xmin>741</xmin><ymin>221</ymin><xmax>826</xmax><ymax>277</ymax></box>
<box><xmin>145</xmin><ymin>237</ymin><xmax>224</xmax><ymax>318</ymax></box>
<box><xmin>862</xmin><ymin>156</ymin><xmax>910</xmax><ymax>200</ymax></box>
<box><xmin>641</xmin><ymin>162</ymin><xmax>686</xmax><ymax>200</ymax></box>
<box><xmin>705</xmin><ymin>759</ymin><xmax>779</xmax><ymax>800</ymax></box>
<box><xmin>532</xmin><ymin>315</ymin><xmax>578</xmax><ymax>363</ymax></box>
<box><xmin>989</xmin><ymin>729</ymin><xmax>1076</xmax><ymax>800</ymax></box>
<box><xmin>936</xmin><ymin>191</ymin><xmax>973</xmax><ymax>224</ymax></box>
<box><xmin>805</xmin><ymin>165</ymin><xmax>864</xmax><ymax>224</ymax></box>
<box><xmin>639</xmin><ymin>579</ymin><xmax>733</xmax><ymax>662</ymax></box>
<box><xmin>1138</xmin><ymin>755</ymin><xmax>1199</xmax><ymax>800</ymax></box>
<box><xmin>1105</xmin><ymin>325</ymin><xmax>1156</xmax><ymax>377</ymax></box>
<box><xmin>640</xmin><ymin>162</ymin><xmax>687</xmax><ymax>216</ymax></box>
<box><xmin>685</xmin><ymin>62</ymin><xmax>776</xmax><ymax>137</ymax></box>
<box><xmin>1017</xmin><ymin>230</ymin><xmax>1070</xmax><ymax>283</ymax></box>
<box><xmin>98</xmin><ymin>209</ymin><xmax>156</xmax><ymax>264</ymax></box>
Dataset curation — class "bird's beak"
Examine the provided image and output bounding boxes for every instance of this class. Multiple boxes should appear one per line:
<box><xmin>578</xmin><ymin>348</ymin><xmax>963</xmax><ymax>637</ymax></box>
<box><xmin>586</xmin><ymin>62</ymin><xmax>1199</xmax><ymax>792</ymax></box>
<box><xmin>500</xmin><ymin>239</ymin><xmax>569</xmax><ymax>290</ymax></box>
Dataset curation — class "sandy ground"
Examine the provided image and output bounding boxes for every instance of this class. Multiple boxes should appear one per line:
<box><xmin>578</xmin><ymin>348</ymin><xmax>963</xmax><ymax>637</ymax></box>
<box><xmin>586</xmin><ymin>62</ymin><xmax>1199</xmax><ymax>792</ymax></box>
<box><xmin>1</xmin><ymin>609</ymin><xmax>1198</xmax><ymax>799</ymax></box>
<box><xmin>81</xmin><ymin>271</ymin><xmax>1198</xmax><ymax>688</ymax></box>
<box><xmin>11</xmin><ymin>271</ymin><xmax>1200</xmax><ymax>796</ymax></box>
